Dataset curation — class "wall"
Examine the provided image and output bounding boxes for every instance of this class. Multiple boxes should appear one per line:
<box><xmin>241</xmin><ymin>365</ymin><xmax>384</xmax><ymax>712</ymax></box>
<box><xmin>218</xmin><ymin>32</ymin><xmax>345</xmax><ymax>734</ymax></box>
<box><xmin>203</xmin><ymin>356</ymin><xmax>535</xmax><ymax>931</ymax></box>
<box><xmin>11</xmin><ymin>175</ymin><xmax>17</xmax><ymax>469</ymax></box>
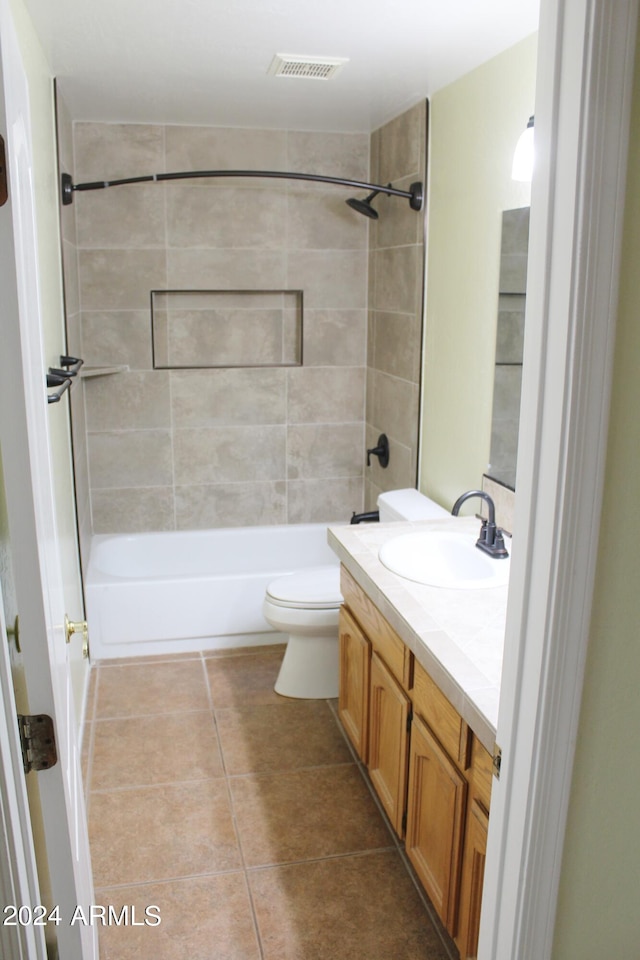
<box><xmin>420</xmin><ymin>34</ymin><xmax>536</xmax><ymax>510</ymax></box>
<box><xmin>69</xmin><ymin>123</ymin><xmax>370</xmax><ymax>532</ymax></box>
<box><xmin>552</xmin><ymin>16</ymin><xmax>640</xmax><ymax>955</ymax></box>
<box><xmin>365</xmin><ymin>100</ymin><xmax>427</xmax><ymax>508</ymax></box>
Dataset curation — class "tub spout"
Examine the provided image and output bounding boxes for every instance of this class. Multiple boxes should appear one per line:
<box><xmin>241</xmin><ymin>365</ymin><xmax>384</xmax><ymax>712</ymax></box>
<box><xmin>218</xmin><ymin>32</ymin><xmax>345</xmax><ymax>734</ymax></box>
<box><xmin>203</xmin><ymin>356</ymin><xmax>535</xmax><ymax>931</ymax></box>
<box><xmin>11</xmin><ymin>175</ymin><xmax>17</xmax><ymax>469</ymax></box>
<box><xmin>350</xmin><ymin>510</ymin><xmax>380</xmax><ymax>524</ymax></box>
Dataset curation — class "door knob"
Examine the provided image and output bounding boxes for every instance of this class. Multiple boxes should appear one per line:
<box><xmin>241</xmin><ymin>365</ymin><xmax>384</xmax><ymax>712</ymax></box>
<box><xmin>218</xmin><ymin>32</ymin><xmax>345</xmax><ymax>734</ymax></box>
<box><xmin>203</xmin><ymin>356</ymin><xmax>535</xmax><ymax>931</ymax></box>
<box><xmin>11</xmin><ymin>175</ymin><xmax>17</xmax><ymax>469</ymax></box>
<box><xmin>6</xmin><ymin>615</ymin><xmax>20</xmax><ymax>652</ymax></box>
<box><xmin>65</xmin><ymin>616</ymin><xmax>89</xmax><ymax>658</ymax></box>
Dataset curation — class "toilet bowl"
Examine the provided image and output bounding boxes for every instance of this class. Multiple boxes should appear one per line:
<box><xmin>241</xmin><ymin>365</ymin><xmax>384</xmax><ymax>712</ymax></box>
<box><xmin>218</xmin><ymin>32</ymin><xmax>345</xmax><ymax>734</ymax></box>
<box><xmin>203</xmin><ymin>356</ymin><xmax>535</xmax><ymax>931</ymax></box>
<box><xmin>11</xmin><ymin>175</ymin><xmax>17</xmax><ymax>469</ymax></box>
<box><xmin>263</xmin><ymin>565</ymin><xmax>342</xmax><ymax>699</ymax></box>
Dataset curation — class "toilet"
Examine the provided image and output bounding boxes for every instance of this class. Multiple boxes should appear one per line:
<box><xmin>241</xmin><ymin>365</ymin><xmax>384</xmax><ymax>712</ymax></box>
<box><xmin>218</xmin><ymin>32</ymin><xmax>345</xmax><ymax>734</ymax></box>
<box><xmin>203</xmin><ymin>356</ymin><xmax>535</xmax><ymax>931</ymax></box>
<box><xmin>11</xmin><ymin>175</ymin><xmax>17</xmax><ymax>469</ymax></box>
<box><xmin>264</xmin><ymin>565</ymin><xmax>343</xmax><ymax>699</ymax></box>
<box><xmin>263</xmin><ymin>488</ymin><xmax>449</xmax><ymax>699</ymax></box>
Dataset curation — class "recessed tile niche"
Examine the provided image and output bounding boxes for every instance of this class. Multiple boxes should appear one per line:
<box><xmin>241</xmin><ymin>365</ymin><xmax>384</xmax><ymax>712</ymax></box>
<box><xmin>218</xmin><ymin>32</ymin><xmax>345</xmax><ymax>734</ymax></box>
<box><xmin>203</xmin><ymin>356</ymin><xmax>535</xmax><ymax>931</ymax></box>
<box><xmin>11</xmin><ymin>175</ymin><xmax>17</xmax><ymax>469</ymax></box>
<box><xmin>151</xmin><ymin>289</ymin><xmax>303</xmax><ymax>369</ymax></box>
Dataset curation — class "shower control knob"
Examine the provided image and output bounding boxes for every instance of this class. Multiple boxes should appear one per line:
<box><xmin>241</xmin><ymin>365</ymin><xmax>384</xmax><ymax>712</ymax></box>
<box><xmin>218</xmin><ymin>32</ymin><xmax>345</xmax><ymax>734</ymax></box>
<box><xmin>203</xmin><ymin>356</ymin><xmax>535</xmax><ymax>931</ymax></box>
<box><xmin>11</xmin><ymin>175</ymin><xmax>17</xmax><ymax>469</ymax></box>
<box><xmin>367</xmin><ymin>434</ymin><xmax>390</xmax><ymax>468</ymax></box>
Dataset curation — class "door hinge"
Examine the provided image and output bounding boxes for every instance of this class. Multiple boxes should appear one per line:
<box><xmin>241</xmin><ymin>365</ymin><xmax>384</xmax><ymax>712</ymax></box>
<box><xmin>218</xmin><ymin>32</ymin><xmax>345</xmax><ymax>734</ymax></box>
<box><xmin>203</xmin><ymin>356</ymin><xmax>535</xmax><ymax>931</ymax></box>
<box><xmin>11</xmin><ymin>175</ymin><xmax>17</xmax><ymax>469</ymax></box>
<box><xmin>0</xmin><ymin>135</ymin><xmax>8</xmax><ymax>206</ymax></box>
<box><xmin>17</xmin><ymin>714</ymin><xmax>58</xmax><ymax>774</ymax></box>
<box><xmin>406</xmin><ymin>708</ymin><xmax>413</xmax><ymax>734</ymax></box>
<box><xmin>492</xmin><ymin>743</ymin><xmax>502</xmax><ymax>780</ymax></box>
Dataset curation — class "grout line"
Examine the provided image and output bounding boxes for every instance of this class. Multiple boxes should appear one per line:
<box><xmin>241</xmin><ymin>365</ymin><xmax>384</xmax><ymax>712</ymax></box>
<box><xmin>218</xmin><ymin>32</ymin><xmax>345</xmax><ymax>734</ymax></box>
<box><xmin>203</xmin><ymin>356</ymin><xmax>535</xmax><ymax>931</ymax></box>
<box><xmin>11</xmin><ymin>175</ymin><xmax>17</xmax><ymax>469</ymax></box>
<box><xmin>92</xmin><ymin>704</ymin><xmax>214</xmax><ymax>720</ymax></box>
<box><xmin>92</xmin><ymin>865</ymin><xmax>247</xmax><ymax>893</ymax></box>
<box><xmin>243</xmin><ymin>846</ymin><xmax>399</xmax><ymax>876</ymax></box>
<box><xmin>202</xmin><ymin>644</ymin><xmax>266</xmax><ymax>960</ymax></box>
<box><xmin>89</xmin><ymin>774</ymin><xmax>227</xmax><ymax>796</ymax></box>
<box><xmin>224</xmin><ymin>758</ymin><xmax>356</xmax><ymax>781</ymax></box>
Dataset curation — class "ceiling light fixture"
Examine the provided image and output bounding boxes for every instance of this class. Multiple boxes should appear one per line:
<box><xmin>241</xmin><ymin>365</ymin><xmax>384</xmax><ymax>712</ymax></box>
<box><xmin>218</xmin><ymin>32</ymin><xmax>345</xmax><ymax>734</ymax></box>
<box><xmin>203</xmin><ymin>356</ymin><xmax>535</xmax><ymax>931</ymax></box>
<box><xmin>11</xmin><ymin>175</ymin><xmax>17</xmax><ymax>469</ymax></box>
<box><xmin>512</xmin><ymin>115</ymin><xmax>535</xmax><ymax>182</ymax></box>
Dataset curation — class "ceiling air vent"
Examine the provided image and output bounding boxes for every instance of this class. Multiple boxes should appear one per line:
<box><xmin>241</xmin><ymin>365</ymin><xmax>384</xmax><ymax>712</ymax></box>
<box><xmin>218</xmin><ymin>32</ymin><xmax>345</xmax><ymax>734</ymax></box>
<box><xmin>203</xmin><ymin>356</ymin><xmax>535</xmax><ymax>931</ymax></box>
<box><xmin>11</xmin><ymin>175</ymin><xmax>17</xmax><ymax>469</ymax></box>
<box><xmin>268</xmin><ymin>54</ymin><xmax>348</xmax><ymax>81</ymax></box>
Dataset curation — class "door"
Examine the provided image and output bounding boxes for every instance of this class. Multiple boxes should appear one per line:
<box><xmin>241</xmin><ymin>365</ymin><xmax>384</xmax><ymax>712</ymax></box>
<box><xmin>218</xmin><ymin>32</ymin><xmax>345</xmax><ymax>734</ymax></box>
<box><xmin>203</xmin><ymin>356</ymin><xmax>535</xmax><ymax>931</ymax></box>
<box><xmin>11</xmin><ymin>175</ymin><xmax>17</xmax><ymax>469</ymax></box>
<box><xmin>0</xmin><ymin>577</ymin><xmax>48</xmax><ymax>960</ymax></box>
<box><xmin>0</xmin><ymin>4</ymin><xmax>96</xmax><ymax>958</ymax></box>
<box><xmin>367</xmin><ymin>651</ymin><xmax>410</xmax><ymax>835</ymax></box>
<box><xmin>338</xmin><ymin>606</ymin><xmax>370</xmax><ymax>762</ymax></box>
<box><xmin>456</xmin><ymin>799</ymin><xmax>489</xmax><ymax>959</ymax></box>
<box><xmin>405</xmin><ymin>713</ymin><xmax>467</xmax><ymax>936</ymax></box>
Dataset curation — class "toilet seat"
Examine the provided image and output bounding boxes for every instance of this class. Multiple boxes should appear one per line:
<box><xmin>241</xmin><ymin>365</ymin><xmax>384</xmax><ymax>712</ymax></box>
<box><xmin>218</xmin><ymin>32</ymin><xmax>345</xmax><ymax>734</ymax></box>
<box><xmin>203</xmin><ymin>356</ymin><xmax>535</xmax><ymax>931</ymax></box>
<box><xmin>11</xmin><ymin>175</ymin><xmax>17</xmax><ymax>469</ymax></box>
<box><xmin>266</xmin><ymin>565</ymin><xmax>342</xmax><ymax>610</ymax></box>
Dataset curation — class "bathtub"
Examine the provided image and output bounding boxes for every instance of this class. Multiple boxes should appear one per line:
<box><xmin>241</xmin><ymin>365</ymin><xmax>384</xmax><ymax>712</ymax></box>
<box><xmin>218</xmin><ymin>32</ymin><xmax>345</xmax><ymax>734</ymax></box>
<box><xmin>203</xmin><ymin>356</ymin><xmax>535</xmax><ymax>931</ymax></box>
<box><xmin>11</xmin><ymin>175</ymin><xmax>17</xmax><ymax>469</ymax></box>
<box><xmin>85</xmin><ymin>523</ymin><xmax>341</xmax><ymax>660</ymax></box>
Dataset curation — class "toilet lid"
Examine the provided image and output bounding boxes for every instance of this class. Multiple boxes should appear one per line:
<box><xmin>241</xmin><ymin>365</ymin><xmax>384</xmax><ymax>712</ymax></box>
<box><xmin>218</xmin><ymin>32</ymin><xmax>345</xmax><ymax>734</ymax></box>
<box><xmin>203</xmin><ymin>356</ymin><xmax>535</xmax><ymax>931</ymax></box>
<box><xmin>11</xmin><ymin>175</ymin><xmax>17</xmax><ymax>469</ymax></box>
<box><xmin>266</xmin><ymin>565</ymin><xmax>342</xmax><ymax>610</ymax></box>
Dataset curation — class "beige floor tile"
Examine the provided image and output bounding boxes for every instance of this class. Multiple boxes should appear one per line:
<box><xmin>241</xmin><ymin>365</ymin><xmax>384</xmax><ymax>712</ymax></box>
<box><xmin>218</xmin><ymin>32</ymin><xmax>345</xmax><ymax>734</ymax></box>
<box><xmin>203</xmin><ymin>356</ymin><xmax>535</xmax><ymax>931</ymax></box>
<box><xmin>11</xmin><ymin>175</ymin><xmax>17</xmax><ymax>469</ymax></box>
<box><xmin>249</xmin><ymin>850</ymin><xmax>450</xmax><ymax>960</ymax></box>
<box><xmin>215</xmin><ymin>701</ymin><xmax>352</xmax><ymax>775</ymax></box>
<box><xmin>89</xmin><ymin>779</ymin><xmax>241</xmax><ymax>887</ymax></box>
<box><xmin>95</xmin><ymin>874</ymin><xmax>260</xmax><ymax>960</ymax></box>
<box><xmin>230</xmin><ymin>764</ymin><xmax>393</xmax><ymax>866</ymax></box>
<box><xmin>91</xmin><ymin>711</ymin><xmax>225</xmax><ymax>789</ymax></box>
<box><xmin>205</xmin><ymin>647</ymin><xmax>285</xmax><ymax>708</ymax></box>
<box><xmin>95</xmin><ymin>659</ymin><xmax>210</xmax><ymax>718</ymax></box>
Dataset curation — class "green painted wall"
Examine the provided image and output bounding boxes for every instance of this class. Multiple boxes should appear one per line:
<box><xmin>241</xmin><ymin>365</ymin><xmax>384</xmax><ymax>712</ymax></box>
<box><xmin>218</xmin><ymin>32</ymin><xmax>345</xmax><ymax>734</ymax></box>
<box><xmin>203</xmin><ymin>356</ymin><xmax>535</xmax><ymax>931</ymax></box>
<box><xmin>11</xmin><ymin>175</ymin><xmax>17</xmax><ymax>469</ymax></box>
<box><xmin>420</xmin><ymin>34</ymin><xmax>537</xmax><ymax>509</ymax></box>
<box><xmin>552</xmin><ymin>18</ymin><xmax>640</xmax><ymax>958</ymax></box>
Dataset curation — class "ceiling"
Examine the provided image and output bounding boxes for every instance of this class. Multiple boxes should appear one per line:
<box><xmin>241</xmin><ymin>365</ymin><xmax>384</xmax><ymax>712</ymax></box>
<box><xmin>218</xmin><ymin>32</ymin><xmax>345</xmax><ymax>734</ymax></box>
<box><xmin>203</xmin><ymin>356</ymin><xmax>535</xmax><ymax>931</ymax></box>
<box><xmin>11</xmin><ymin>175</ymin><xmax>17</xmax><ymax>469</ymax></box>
<box><xmin>24</xmin><ymin>0</ymin><xmax>539</xmax><ymax>133</ymax></box>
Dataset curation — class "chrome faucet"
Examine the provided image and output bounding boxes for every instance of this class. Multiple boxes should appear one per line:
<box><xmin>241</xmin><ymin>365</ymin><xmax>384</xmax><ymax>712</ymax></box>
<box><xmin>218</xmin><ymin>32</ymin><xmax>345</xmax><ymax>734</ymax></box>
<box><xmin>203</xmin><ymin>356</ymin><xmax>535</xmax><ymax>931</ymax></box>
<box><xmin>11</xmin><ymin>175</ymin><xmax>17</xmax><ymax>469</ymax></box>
<box><xmin>451</xmin><ymin>490</ymin><xmax>509</xmax><ymax>559</ymax></box>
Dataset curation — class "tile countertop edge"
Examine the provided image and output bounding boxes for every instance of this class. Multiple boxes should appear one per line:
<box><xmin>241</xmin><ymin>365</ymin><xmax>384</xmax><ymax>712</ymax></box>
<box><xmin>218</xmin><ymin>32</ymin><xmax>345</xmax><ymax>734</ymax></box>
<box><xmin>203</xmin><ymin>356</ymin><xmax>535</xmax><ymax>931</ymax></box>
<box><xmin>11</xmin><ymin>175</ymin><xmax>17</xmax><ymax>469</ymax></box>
<box><xmin>328</xmin><ymin>517</ymin><xmax>506</xmax><ymax>754</ymax></box>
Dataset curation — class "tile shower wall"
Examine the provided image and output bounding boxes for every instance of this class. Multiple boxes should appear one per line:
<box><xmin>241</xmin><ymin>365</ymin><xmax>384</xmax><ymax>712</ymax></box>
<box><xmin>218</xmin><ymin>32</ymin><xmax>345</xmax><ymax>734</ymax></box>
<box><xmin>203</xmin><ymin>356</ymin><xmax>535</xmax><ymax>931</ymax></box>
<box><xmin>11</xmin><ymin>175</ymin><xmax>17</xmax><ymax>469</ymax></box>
<box><xmin>365</xmin><ymin>102</ymin><xmax>427</xmax><ymax>510</ymax></box>
<box><xmin>69</xmin><ymin>123</ymin><xmax>370</xmax><ymax>532</ymax></box>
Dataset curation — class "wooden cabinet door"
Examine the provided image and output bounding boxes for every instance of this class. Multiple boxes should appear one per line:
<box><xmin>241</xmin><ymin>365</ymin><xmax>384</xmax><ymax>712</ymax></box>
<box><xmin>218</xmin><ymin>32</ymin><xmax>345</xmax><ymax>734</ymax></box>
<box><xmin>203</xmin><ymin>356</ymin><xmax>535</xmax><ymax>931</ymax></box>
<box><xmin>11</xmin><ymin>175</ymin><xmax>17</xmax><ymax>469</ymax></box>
<box><xmin>455</xmin><ymin>799</ymin><xmax>489</xmax><ymax>959</ymax></box>
<box><xmin>368</xmin><ymin>650</ymin><xmax>410</xmax><ymax>836</ymax></box>
<box><xmin>338</xmin><ymin>606</ymin><xmax>371</xmax><ymax>762</ymax></box>
<box><xmin>405</xmin><ymin>713</ymin><xmax>467</xmax><ymax>935</ymax></box>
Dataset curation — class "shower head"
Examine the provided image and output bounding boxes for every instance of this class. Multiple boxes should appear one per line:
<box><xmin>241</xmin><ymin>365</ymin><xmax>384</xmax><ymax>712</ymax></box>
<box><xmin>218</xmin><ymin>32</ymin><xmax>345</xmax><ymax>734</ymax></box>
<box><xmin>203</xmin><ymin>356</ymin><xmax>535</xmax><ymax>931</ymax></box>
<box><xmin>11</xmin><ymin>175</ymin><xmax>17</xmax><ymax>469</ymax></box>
<box><xmin>346</xmin><ymin>189</ymin><xmax>380</xmax><ymax>219</ymax></box>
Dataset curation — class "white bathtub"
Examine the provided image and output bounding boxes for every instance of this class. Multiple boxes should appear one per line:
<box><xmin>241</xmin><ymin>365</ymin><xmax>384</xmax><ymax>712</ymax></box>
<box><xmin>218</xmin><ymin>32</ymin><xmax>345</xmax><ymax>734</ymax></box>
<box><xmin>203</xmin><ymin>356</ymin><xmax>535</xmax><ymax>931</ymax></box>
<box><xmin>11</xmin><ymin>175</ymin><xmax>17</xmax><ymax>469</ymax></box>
<box><xmin>85</xmin><ymin>523</ymin><xmax>341</xmax><ymax>660</ymax></box>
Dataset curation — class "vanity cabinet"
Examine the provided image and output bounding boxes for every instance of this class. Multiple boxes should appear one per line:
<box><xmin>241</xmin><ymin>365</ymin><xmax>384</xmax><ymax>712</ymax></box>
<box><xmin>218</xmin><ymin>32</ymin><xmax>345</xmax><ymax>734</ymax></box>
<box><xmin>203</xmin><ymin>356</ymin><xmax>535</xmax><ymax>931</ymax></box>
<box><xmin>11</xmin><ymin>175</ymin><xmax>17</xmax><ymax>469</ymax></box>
<box><xmin>338</xmin><ymin>564</ymin><xmax>493</xmax><ymax>957</ymax></box>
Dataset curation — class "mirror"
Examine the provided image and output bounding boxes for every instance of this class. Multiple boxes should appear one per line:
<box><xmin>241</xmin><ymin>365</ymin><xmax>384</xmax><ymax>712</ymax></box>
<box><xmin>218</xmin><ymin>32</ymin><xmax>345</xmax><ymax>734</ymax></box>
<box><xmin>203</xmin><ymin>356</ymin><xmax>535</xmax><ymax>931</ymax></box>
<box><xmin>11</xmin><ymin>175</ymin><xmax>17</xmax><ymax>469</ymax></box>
<box><xmin>487</xmin><ymin>207</ymin><xmax>529</xmax><ymax>490</ymax></box>
<box><xmin>418</xmin><ymin>34</ymin><xmax>536</xmax><ymax>510</ymax></box>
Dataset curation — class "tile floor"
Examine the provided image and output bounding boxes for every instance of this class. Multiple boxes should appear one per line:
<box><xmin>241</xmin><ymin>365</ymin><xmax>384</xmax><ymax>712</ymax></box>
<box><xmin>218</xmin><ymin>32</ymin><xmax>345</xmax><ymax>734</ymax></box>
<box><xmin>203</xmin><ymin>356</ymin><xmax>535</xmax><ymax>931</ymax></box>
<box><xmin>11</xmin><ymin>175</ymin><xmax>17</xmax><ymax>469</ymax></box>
<box><xmin>82</xmin><ymin>645</ymin><xmax>455</xmax><ymax>960</ymax></box>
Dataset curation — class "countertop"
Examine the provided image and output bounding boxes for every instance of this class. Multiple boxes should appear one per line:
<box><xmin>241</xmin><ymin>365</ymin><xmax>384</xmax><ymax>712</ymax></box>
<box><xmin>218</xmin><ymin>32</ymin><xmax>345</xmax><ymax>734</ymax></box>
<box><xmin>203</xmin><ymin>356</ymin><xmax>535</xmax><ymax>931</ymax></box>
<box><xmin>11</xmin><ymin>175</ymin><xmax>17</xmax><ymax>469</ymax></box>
<box><xmin>328</xmin><ymin>516</ymin><xmax>509</xmax><ymax>752</ymax></box>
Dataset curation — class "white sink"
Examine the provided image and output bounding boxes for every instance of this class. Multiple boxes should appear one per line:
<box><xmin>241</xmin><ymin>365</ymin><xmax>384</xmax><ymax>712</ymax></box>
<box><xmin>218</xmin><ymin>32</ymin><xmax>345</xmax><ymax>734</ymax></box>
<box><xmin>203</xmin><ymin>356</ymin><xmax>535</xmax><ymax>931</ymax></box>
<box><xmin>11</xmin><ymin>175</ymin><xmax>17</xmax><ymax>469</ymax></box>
<box><xmin>378</xmin><ymin>530</ymin><xmax>510</xmax><ymax>589</ymax></box>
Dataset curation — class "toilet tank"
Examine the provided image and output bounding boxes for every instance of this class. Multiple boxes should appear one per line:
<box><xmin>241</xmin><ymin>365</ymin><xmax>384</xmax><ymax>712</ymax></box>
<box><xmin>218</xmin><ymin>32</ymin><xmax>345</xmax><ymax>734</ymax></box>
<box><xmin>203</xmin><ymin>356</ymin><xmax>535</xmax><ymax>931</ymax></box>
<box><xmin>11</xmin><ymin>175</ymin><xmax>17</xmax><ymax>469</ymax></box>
<box><xmin>377</xmin><ymin>488</ymin><xmax>449</xmax><ymax>522</ymax></box>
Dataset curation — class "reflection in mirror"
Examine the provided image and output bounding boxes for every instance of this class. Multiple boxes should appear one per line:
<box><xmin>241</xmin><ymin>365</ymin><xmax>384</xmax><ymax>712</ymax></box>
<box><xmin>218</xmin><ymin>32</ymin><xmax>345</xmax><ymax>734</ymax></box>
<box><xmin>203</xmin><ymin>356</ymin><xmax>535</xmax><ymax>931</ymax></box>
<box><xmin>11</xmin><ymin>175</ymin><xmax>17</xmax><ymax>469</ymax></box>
<box><xmin>488</xmin><ymin>207</ymin><xmax>530</xmax><ymax>490</ymax></box>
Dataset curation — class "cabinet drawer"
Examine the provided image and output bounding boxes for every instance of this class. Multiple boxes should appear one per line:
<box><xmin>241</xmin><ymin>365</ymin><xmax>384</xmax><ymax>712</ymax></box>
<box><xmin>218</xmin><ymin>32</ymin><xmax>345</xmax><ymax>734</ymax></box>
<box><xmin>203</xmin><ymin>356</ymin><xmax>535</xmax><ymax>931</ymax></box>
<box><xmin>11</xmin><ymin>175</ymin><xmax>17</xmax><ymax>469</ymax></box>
<box><xmin>412</xmin><ymin>660</ymin><xmax>469</xmax><ymax>767</ymax></box>
<box><xmin>340</xmin><ymin>565</ymin><xmax>411</xmax><ymax>687</ymax></box>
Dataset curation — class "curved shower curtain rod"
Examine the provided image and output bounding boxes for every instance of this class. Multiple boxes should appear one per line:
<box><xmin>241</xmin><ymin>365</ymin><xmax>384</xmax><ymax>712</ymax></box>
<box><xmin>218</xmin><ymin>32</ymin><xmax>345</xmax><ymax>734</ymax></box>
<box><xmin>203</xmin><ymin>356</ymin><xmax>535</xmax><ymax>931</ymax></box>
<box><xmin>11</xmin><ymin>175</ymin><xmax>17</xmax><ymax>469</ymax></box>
<box><xmin>60</xmin><ymin>170</ymin><xmax>423</xmax><ymax>213</ymax></box>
